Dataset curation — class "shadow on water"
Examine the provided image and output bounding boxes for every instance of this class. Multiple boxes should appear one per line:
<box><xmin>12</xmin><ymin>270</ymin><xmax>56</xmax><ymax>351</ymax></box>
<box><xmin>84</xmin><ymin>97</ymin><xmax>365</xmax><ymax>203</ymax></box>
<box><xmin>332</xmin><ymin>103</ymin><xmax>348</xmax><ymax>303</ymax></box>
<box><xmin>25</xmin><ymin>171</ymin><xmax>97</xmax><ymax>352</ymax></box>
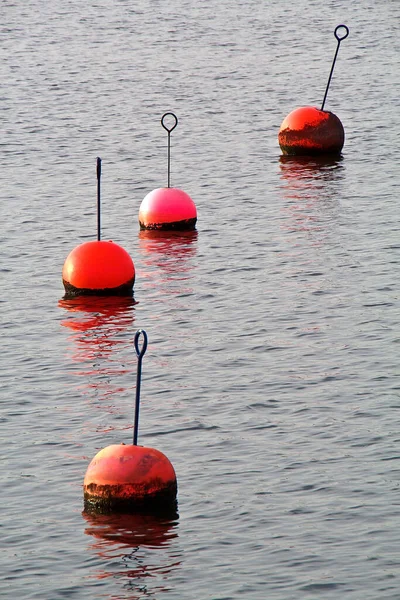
<box><xmin>82</xmin><ymin>510</ymin><xmax>181</xmax><ymax>594</ymax></box>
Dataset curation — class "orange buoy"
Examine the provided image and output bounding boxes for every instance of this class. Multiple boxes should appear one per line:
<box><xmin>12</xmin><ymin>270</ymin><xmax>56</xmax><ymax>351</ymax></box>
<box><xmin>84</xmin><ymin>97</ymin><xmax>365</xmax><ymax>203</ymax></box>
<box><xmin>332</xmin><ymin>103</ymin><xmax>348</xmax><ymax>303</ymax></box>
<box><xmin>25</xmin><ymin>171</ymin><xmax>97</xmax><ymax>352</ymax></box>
<box><xmin>278</xmin><ymin>106</ymin><xmax>345</xmax><ymax>156</ymax></box>
<box><xmin>139</xmin><ymin>187</ymin><xmax>197</xmax><ymax>230</ymax></box>
<box><xmin>84</xmin><ymin>443</ymin><xmax>177</xmax><ymax>514</ymax></box>
<box><xmin>83</xmin><ymin>329</ymin><xmax>178</xmax><ymax>515</ymax></box>
<box><xmin>278</xmin><ymin>25</ymin><xmax>349</xmax><ymax>157</ymax></box>
<box><xmin>62</xmin><ymin>240</ymin><xmax>135</xmax><ymax>298</ymax></box>
<box><xmin>62</xmin><ymin>158</ymin><xmax>135</xmax><ymax>298</ymax></box>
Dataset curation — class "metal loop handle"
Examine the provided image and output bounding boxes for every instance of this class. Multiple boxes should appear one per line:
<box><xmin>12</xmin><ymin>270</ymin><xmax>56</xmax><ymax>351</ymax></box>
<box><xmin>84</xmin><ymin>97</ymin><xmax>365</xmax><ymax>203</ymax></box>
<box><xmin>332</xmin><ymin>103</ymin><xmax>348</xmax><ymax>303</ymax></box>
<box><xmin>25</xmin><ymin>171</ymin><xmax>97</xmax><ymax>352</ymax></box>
<box><xmin>134</xmin><ymin>329</ymin><xmax>148</xmax><ymax>359</ymax></box>
<box><xmin>335</xmin><ymin>24</ymin><xmax>349</xmax><ymax>42</ymax></box>
<box><xmin>133</xmin><ymin>329</ymin><xmax>148</xmax><ymax>445</ymax></box>
<box><xmin>321</xmin><ymin>24</ymin><xmax>349</xmax><ymax>111</ymax></box>
<box><xmin>161</xmin><ymin>112</ymin><xmax>178</xmax><ymax>133</ymax></box>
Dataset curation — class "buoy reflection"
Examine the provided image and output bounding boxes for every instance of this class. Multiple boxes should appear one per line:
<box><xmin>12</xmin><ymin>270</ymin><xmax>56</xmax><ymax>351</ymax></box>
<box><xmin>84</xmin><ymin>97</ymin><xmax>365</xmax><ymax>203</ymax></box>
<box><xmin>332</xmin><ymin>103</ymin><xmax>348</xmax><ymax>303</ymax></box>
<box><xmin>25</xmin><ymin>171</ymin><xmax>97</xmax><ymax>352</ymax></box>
<box><xmin>138</xmin><ymin>229</ymin><xmax>198</xmax><ymax>272</ymax></box>
<box><xmin>83</xmin><ymin>509</ymin><xmax>179</xmax><ymax>549</ymax></box>
<box><xmin>59</xmin><ymin>296</ymin><xmax>137</xmax><ymax>333</ymax></box>
<box><xmin>138</xmin><ymin>229</ymin><xmax>198</xmax><ymax>299</ymax></box>
<box><xmin>279</xmin><ymin>154</ymin><xmax>345</xmax><ymax>235</ymax></box>
<box><xmin>83</xmin><ymin>510</ymin><xmax>181</xmax><ymax>591</ymax></box>
<box><xmin>279</xmin><ymin>154</ymin><xmax>344</xmax><ymax>182</ymax></box>
<box><xmin>59</xmin><ymin>296</ymin><xmax>138</xmax><ymax>426</ymax></box>
<box><xmin>279</xmin><ymin>156</ymin><xmax>344</xmax><ymax>219</ymax></box>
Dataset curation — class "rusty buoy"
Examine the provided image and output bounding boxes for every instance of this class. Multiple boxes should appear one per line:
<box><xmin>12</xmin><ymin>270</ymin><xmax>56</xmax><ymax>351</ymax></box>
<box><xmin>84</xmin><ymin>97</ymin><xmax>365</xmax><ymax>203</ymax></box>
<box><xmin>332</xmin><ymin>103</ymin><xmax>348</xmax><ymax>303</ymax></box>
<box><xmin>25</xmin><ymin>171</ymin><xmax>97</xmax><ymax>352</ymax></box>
<box><xmin>83</xmin><ymin>443</ymin><xmax>177</xmax><ymax>514</ymax></box>
<box><xmin>278</xmin><ymin>106</ymin><xmax>345</xmax><ymax>156</ymax></box>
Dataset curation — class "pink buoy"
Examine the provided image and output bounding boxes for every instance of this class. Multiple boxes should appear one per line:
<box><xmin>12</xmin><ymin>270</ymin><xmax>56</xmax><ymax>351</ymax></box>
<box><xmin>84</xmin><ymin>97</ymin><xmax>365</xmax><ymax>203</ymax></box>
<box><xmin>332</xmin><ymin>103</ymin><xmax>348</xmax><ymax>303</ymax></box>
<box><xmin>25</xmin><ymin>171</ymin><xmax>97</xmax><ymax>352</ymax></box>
<box><xmin>139</xmin><ymin>113</ymin><xmax>197</xmax><ymax>231</ymax></box>
<box><xmin>139</xmin><ymin>187</ymin><xmax>197</xmax><ymax>230</ymax></box>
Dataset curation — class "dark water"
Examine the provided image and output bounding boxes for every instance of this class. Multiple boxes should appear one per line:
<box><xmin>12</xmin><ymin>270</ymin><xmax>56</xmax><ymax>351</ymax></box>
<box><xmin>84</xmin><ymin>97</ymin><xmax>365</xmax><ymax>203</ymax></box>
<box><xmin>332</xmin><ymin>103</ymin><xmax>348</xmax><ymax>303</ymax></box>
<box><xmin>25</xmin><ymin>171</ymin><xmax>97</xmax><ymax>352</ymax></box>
<box><xmin>1</xmin><ymin>1</ymin><xmax>399</xmax><ymax>598</ymax></box>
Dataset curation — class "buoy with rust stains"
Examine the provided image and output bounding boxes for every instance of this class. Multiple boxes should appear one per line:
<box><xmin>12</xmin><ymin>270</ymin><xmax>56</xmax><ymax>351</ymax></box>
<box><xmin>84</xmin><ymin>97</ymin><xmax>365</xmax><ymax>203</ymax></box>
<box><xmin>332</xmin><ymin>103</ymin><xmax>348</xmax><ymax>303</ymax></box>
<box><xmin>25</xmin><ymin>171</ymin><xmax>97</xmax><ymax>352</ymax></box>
<box><xmin>62</xmin><ymin>158</ymin><xmax>135</xmax><ymax>298</ymax></box>
<box><xmin>83</xmin><ymin>329</ymin><xmax>178</xmax><ymax>515</ymax></box>
<box><xmin>138</xmin><ymin>113</ymin><xmax>197</xmax><ymax>230</ymax></box>
<box><xmin>278</xmin><ymin>25</ymin><xmax>349</xmax><ymax>156</ymax></box>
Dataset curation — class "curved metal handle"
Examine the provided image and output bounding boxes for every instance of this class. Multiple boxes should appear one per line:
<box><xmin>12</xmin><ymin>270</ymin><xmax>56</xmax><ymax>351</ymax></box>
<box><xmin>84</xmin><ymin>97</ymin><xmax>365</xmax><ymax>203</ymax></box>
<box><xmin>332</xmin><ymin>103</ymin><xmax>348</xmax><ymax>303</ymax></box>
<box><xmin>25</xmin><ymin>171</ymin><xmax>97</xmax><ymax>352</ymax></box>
<box><xmin>335</xmin><ymin>24</ymin><xmax>349</xmax><ymax>42</ymax></box>
<box><xmin>134</xmin><ymin>329</ymin><xmax>148</xmax><ymax>359</ymax></box>
<box><xmin>161</xmin><ymin>112</ymin><xmax>178</xmax><ymax>133</ymax></box>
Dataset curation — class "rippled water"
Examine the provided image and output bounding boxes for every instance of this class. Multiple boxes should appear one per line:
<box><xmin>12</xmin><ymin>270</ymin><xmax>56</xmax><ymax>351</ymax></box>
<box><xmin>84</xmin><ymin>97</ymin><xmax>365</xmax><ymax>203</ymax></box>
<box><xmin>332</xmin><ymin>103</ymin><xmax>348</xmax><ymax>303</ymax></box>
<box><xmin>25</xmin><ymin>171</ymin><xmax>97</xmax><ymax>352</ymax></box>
<box><xmin>1</xmin><ymin>1</ymin><xmax>399</xmax><ymax>599</ymax></box>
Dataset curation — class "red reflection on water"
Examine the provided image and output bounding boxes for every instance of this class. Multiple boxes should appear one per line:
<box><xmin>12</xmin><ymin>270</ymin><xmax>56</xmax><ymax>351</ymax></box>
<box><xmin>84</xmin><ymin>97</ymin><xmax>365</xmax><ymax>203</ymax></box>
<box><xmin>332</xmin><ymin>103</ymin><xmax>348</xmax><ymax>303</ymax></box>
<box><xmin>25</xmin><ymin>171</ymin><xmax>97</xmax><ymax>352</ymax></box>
<box><xmin>82</xmin><ymin>510</ymin><xmax>181</xmax><ymax>591</ymax></box>
<box><xmin>59</xmin><ymin>296</ymin><xmax>137</xmax><ymax>333</ymax></box>
<box><xmin>59</xmin><ymin>296</ymin><xmax>137</xmax><ymax>360</ymax></box>
<box><xmin>279</xmin><ymin>155</ymin><xmax>344</xmax><ymax>235</ymax></box>
<box><xmin>83</xmin><ymin>510</ymin><xmax>179</xmax><ymax>549</ymax></box>
<box><xmin>59</xmin><ymin>296</ymin><xmax>138</xmax><ymax>426</ymax></box>
<box><xmin>137</xmin><ymin>229</ymin><xmax>198</xmax><ymax>317</ymax></box>
<box><xmin>138</xmin><ymin>228</ymin><xmax>197</xmax><ymax>275</ymax></box>
<box><xmin>279</xmin><ymin>154</ymin><xmax>344</xmax><ymax>182</ymax></box>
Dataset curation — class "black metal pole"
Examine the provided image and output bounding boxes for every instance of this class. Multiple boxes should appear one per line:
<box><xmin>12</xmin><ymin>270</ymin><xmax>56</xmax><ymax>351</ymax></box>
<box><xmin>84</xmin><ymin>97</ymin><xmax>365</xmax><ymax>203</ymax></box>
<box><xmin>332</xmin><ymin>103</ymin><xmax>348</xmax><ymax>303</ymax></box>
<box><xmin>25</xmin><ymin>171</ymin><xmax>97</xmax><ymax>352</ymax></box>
<box><xmin>96</xmin><ymin>157</ymin><xmax>101</xmax><ymax>241</ymax></box>
<box><xmin>321</xmin><ymin>25</ymin><xmax>349</xmax><ymax>111</ymax></box>
<box><xmin>167</xmin><ymin>131</ymin><xmax>171</xmax><ymax>188</ymax></box>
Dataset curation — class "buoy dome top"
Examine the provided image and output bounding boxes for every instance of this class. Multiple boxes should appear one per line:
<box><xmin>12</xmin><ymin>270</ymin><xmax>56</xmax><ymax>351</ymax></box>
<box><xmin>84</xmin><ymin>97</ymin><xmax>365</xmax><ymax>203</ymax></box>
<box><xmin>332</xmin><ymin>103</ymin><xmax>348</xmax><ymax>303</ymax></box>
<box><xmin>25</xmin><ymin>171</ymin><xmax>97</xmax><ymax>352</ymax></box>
<box><xmin>84</xmin><ymin>443</ymin><xmax>177</xmax><ymax>488</ymax></box>
<box><xmin>280</xmin><ymin>106</ymin><xmax>331</xmax><ymax>131</ymax></box>
<box><xmin>140</xmin><ymin>187</ymin><xmax>196</xmax><ymax>221</ymax></box>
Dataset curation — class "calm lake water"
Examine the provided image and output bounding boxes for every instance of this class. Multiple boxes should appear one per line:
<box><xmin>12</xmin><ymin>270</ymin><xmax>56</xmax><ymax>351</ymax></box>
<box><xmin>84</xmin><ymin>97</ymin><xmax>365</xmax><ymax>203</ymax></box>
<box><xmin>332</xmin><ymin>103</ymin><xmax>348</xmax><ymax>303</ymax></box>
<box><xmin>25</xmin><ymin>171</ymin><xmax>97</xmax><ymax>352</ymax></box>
<box><xmin>1</xmin><ymin>1</ymin><xmax>399</xmax><ymax>598</ymax></box>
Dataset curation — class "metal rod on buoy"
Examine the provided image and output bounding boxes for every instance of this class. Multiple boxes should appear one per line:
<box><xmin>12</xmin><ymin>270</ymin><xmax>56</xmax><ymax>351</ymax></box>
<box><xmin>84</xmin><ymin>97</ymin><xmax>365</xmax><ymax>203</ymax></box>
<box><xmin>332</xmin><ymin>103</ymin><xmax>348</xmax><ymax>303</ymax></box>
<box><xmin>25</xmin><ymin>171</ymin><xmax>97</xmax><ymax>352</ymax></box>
<box><xmin>96</xmin><ymin>157</ymin><xmax>101</xmax><ymax>241</ymax></box>
<box><xmin>161</xmin><ymin>112</ymin><xmax>178</xmax><ymax>188</ymax></box>
<box><xmin>321</xmin><ymin>24</ymin><xmax>349</xmax><ymax>111</ymax></box>
<box><xmin>133</xmin><ymin>329</ymin><xmax>148</xmax><ymax>445</ymax></box>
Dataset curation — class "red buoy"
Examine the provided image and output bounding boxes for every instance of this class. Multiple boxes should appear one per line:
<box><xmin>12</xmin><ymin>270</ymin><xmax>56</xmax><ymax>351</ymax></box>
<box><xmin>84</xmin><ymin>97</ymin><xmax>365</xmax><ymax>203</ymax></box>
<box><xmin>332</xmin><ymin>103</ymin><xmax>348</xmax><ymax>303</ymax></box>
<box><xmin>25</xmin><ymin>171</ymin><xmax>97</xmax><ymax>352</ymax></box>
<box><xmin>278</xmin><ymin>25</ymin><xmax>349</xmax><ymax>157</ymax></box>
<box><xmin>83</xmin><ymin>443</ymin><xmax>177</xmax><ymax>514</ymax></box>
<box><xmin>62</xmin><ymin>240</ymin><xmax>135</xmax><ymax>298</ymax></box>
<box><xmin>139</xmin><ymin>187</ymin><xmax>197</xmax><ymax>230</ymax></box>
<box><xmin>83</xmin><ymin>329</ymin><xmax>178</xmax><ymax>515</ymax></box>
<box><xmin>278</xmin><ymin>106</ymin><xmax>345</xmax><ymax>156</ymax></box>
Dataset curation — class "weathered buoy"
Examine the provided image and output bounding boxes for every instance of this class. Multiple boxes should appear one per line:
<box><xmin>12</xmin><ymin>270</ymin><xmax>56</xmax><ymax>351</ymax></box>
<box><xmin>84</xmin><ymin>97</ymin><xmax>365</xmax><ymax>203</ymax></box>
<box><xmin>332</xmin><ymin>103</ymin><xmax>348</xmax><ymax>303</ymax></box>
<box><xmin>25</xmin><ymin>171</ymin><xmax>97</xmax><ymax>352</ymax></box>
<box><xmin>62</xmin><ymin>158</ymin><xmax>135</xmax><ymax>298</ymax></box>
<box><xmin>278</xmin><ymin>25</ymin><xmax>349</xmax><ymax>157</ymax></box>
<box><xmin>83</xmin><ymin>443</ymin><xmax>177</xmax><ymax>514</ymax></box>
<box><xmin>138</xmin><ymin>113</ymin><xmax>197</xmax><ymax>230</ymax></box>
<box><xmin>83</xmin><ymin>329</ymin><xmax>178</xmax><ymax>515</ymax></box>
<box><xmin>278</xmin><ymin>106</ymin><xmax>345</xmax><ymax>156</ymax></box>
